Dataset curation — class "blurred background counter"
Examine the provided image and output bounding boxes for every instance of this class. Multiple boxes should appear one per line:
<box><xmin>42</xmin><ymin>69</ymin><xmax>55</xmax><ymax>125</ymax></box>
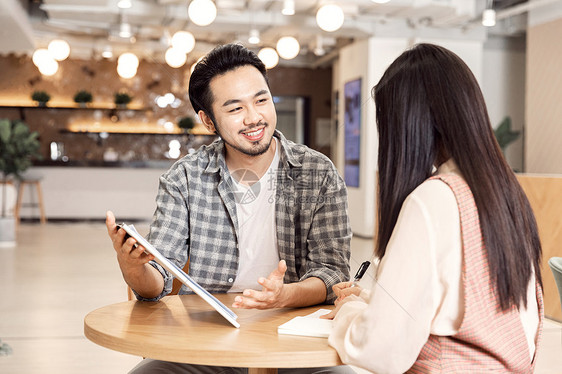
<box><xmin>24</xmin><ymin>165</ymin><xmax>169</xmax><ymax>221</ymax></box>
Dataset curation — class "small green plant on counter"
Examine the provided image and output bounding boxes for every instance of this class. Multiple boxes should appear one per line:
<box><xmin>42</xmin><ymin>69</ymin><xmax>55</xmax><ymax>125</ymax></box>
<box><xmin>114</xmin><ymin>92</ymin><xmax>132</xmax><ymax>108</ymax></box>
<box><xmin>31</xmin><ymin>91</ymin><xmax>50</xmax><ymax>106</ymax></box>
<box><xmin>0</xmin><ymin>119</ymin><xmax>42</xmax><ymax>217</ymax></box>
<box><xmin>177</xmin><ymin>116</ymin><xmax>195</xmax><ymax>133</ymax></box>
<box><xmin>73</xmin><ymin>90</ymin><xmax>93</xmax><ymax>106</ymax></box>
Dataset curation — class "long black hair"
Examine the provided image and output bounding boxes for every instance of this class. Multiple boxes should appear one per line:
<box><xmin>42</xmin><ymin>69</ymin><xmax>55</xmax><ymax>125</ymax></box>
<box><xmin>373</xmin><ymin>43</ymin><xmax>541</xmax><ymax>311</ymax></box>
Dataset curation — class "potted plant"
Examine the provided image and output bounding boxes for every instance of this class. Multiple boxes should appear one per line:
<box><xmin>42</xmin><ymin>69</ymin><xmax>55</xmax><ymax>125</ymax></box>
<box><xmin>0</xmin><ymin>119</ymin><xmax>42</xmax><ymax>246</ymax></box>
<box><xmin>73</xmin><ymin>90</ymin><xmax>93</xmax><ymax>107</ymax></box>
<box><xmin>494</xmin><ymin>116</ymin><xmax>520</xmax><ymax>155</ymax></box>
<box><xmin>177</xmin><ymin>116</ymin><xmax>195</xmax><ymax>133</ymax></box>
<box><xmin>114</xmin><ymin>92</ymin><xmax>132</xmax><ymax>108</ymax></box>
<box><xmin>31</xmin><ymin>90</ymin><xmax>51</xmax><ymax>107</ymax></box>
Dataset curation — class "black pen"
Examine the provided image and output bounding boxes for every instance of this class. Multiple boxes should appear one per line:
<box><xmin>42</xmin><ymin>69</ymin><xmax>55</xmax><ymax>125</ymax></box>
<box><xmin>351</xmin><ymin>260</ymin><xmax>371</xmax><ymax>287</ymax></box>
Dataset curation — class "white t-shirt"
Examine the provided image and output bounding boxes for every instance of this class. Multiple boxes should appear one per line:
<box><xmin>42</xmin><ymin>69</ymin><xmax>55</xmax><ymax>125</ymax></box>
<box><xmin>229</xmin><ymin>139</ymin><xmax>280</xmax><ymax>293</ymax></box>
<box><xmin>328</xmin><ymin>160</ymin><xmax>539</xmax><ymax>374</ymax></box>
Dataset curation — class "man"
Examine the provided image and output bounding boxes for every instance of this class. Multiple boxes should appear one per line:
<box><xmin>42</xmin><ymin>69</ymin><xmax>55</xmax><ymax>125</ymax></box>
<box><xmin>106</xmin><ymin>43</ymin><xmax>352</xmax><ymax>373</ymax></box>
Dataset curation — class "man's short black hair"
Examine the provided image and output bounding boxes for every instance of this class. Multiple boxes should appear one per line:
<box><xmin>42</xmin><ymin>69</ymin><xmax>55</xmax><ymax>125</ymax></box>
<box><xmin>188</xmin><ymin>43</ymin><xmax>269</xmax><ymax>123</ymax></box>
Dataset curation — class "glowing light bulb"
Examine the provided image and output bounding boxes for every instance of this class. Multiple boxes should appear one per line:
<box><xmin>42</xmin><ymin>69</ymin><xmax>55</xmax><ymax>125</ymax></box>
<box><xmin>258</xmin><ymin>47</ymin><xmax>279</xmax><ymax>69</ymax></box>
<box><xmin>188</xmin><ymin>0</ymin><xmax>217</xmax><ymax>27</ymax></box>
<box><xmin>276</xmin><ymin>36</ymin><xmax>300</xmax><ymax>60</ymax></box>
<box><xmin>165</xmin><ymin>47</ymin><xmax>187</xmax><ymax>68</ymax></box>
<box><xmin>48</xmin><ymin>40</ymin><xmax>70</xmax><ymax>61</ymax></box>
<box><xmin>316</xmin><ymin>4</ymin><xmax>345</xmax><ymax>32</ymax></box>
<box><xmin>171</xmin><ymin>31</ymin><xmax>195</xmax><ymax>54</ymax></box>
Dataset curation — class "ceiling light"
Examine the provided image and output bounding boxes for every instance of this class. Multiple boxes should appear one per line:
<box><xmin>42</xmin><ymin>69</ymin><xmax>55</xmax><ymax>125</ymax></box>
<box><xmin>118</xmin><ymin>52</ymin><xmax>139</xmax><ymax>69</ymax></box>
<box><xmin>32</xmin><ymin>48</ymin><xmax>52</xmax><ymax>67</ymax></box>
<box><xmin>165</xmin><ymin>47</ymin><xmax>187</xmax><ymax>68</ymax></box>
<box><xmin>117</xmin><ymin>0</ymin><xmax>132</xmax><ymax>9</ymax></box>
<box><xmin>38</xmin><ymin>58</ymin><xmax>59</xmax><ymax>76</ymax></box>
<box><xmin>313</xmin><ymin>35</ymin><xmax>325</xmax><ymax>56</ymax></box>
<box><xmin>371</xmin><ymin>0</ymin><xmax>391</xmax><ymax>3</ymax></box>
<box><xmin>119</xmin><ymin>23</ymin><xmax>133</xmax><ymax>38</ymax></box>
<box><xmin>171</xmin><ymin>31</ymin><xmax>195</xmax><ymax>54</ymax></box>
<box><xmin>101</xmin><ymin>46</ymin><xmax>113</xmax><ymax>59</ymax></box>
<box><xmin>48</xmin><ymin>40</ymin><xmax>70</xmax><ymax>61</ymax></box>
<box><xmin>276</xmin><ymin>36</ymin><xmax>300</xmax><ymax>60</ymax></box>
<box><xmin>117</xmin><ymin>63</ymin><xmax>137</xmax><ymax>79</ymax></box>
<box><xmin>258</xmin><ymin>47</ymin><xmax>279</xmax><ymax>69</ymax></box>
<box><xmin>482</xmin><ymin>9</ymin><xmax>496</xmax><ymax>27</ymax></box>
<box><xmin>282</xmin><ymin>0</ymin><xmax>295</xmax><ymax>16</ymax></box>
<box><xmin>482</xmin><ymin>0</ymin><xmax>496</xmax><ymax>27</ymax></box>
<box><xmin>188</xmin><ymin>0</ymin><xmax>217</xmax><ymax>27</ymax></box>
<box><xmin>316</xmin><ymin>4</ymin><xmax>345</xmax><ymax>32</ymax></box>
<box><xmin>248</xmin><ymin>29</ymin><xmax>260</xmax><ymax>45</ymax></box>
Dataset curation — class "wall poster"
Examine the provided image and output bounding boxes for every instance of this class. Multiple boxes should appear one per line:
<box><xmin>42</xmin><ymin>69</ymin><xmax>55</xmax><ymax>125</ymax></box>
<box><xmin>344</xmin><ymin>78</ymin><xmax>361</xmax><ymax>188</ymax></box>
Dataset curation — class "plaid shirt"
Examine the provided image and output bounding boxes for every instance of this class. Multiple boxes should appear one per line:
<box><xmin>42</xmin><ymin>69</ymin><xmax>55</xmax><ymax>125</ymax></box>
<box><xmin>140</xmin><ymin>130</ymin><xmax>351</xmax><ymax>303</ymax></box>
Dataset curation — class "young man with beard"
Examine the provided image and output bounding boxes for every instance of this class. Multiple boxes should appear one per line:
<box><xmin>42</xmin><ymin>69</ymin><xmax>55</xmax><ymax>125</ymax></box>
<box><xmin>106</xmin><ymin>43</ymin><xmax>353</xmax><ymax>373</ymax></box>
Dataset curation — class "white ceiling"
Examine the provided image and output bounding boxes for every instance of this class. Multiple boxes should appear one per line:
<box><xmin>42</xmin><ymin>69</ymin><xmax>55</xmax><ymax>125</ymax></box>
<box><xmin>0</xmin><ymin>0</ymin><xmax>538</xmax><ymax>67</ymax></box>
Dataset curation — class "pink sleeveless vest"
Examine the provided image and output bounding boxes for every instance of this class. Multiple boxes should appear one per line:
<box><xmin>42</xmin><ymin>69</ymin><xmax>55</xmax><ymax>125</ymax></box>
<box><xmin>407</xmin><ymin>174</ymin><xmax>543</xmax><ymax>373</ymax></box>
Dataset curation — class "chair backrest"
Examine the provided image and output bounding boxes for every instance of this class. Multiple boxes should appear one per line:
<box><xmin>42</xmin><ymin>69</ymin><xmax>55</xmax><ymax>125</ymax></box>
<box><xmin>548</xmin><ymin>257</ymin><xmax>562</xmax><ymax>308</ymax></box>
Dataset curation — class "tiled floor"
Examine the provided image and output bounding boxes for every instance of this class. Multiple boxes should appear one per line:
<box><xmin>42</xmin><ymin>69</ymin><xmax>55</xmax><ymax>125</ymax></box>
<box><xmin>0</xmin><ymin>223</ymin><xmax>561</xmax><ymax>373</ymax></box>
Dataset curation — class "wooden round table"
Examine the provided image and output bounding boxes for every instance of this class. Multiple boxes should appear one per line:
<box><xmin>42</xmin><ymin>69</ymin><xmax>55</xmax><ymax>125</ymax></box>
<box><xmin>84</xmin><ymin>294</ymin><xmax>342</xmax><ymax>374</ymax></box>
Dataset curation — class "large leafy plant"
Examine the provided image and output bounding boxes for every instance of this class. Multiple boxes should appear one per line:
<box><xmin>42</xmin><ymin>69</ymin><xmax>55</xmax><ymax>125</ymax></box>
<box><xmin>0</xmin><ymin>119</ymin><xmax>42</xmax><ymax>217</ymax></box>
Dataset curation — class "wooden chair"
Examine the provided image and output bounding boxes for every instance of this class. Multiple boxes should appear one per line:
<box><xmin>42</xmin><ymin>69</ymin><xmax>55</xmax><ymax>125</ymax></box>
<box><xmin>15</xmin><ymin>176</ymin><xmax>46</xmax><ymax>224</ymax></box>
<box><xmin>548</xmin><ymin>257</ymin><xmax>562</xmax><ymax>314</ymax></box>
<box><xmin>548</xmin><ymin>257</ymin><xmax>562</xmax><ymax>345</ymax></box>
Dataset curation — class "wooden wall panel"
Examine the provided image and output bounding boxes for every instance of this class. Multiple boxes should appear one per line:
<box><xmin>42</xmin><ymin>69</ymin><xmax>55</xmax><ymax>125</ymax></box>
<box><xmin>526</xmin><ymin>18</ymin><xmax>562</xmax><ymax>174</ymax></box>
<box><xmin>517</xmin><ymin>175</ymin><xmax>562</xmax><ymax>321</ymax></box>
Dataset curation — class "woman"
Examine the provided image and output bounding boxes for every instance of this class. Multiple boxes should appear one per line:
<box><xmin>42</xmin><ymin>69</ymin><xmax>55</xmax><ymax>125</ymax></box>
<box><xmin>324</xmin><ymin>44</ymin><xmax>543</xmax><ymax>373</ymax></box>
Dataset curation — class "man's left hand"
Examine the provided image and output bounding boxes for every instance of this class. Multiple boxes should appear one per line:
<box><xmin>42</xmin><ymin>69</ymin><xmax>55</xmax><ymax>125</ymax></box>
<box><xmin>232</xmin><ymin>260</ymin><xmax>287</xmax><ymax>309</ymax></box>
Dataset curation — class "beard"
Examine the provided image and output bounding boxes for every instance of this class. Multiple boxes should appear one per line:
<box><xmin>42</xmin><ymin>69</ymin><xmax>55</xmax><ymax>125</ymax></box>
<box><xmin>215</xmin><ymin>122</ymin><xmax>274</xmax><ymax>157</ymax></box>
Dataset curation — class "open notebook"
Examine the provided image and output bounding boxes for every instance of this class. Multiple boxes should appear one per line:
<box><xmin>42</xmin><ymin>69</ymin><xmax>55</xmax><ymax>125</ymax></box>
<box><xmin>118</xmin><ymin>223</ymin><xmax>240</xmax><ymax>328</ymax></box>
<box><xmin>278</xmin><ymin>309</ymin><xmax>333</xmax><ymax>338</ymax></box>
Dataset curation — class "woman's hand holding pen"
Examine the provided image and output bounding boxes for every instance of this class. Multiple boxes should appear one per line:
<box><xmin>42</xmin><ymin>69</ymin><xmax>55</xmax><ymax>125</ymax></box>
<box><xmin>321</xmin><ymin>285</ymin><xmax>363</xmax><ymax>320</ymax></box>
<box><xmin>322</xmin><ymin>260</ymin><xmax>371</xmax><ymax>320</ymax></box>
<box><xmin>334</xmin><ymin>281</ymin><xmax>363</xmax><ymax>303</ymax></box>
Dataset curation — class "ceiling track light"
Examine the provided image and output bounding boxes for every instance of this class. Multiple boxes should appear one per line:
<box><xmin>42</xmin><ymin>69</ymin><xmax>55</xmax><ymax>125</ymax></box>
<box><xmin>101</xmin><ymin>45</ymin><xmax>113</xmax><ymax>59</ymax></box>
<box><xmin>119</xmin><ymin>22</ymin><xmax>133</xmax><ymax>38</ymax></box>
<box><xmin>282</xmin><ymin>0</ymin><xmax>295</xmax><ymax>16</ymax></box>
<box><xmin>117</xmin><ymin>0</ymin><xmax>132</xmax><ymax>9</ymax></box>
<box><xmin>482</xmin><ymin>0</ymin><xmax>496</xmax><ymax>27</ymax></box>
<box><xmin>248</xmin><ymin>29</ymin><xmax>260</xmax><ymax>44</ymax></box>
<box><xmin>313</xmin><ymin>35</ymin><xmax>325</xmax><ymax>56</ymax></box>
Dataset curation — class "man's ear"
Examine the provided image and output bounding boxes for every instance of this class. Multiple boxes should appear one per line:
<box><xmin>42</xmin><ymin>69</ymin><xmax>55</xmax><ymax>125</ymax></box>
<box><xmin>198</xmin><ymin>110</ymin><xmax>217</xmax><ymax>134</ymax></box>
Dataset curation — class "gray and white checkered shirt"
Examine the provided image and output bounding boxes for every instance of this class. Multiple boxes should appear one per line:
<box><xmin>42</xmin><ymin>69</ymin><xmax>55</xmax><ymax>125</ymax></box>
<box><xmin>139</xmin><ymin>130</ymin><xmax>351</xmax><ymax>303</ymax></box>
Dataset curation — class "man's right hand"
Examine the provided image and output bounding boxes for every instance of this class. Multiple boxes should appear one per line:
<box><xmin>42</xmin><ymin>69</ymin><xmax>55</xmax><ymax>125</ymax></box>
<box><xmin>106</xmin><ymin>211</ymin><xmax>163</xmax><ymax>299</ymax></box>
<box><xmin>106</xmin><ymin>210</ymin><xmax>154</xmax><ymax>270</ymax></box>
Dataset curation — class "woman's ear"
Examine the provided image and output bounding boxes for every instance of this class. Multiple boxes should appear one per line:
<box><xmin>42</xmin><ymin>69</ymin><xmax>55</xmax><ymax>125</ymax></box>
<box><xmin>198</xmin><ymin>110</ymin><xmax>217</xmax><ymax>134</ymax></box>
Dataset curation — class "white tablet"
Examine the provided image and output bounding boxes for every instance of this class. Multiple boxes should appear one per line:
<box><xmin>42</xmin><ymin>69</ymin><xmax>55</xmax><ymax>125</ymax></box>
<box><xmin>118</xmin><ymin>223</ymin><xmax>240</xmax><ymax>328</ymax></box>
